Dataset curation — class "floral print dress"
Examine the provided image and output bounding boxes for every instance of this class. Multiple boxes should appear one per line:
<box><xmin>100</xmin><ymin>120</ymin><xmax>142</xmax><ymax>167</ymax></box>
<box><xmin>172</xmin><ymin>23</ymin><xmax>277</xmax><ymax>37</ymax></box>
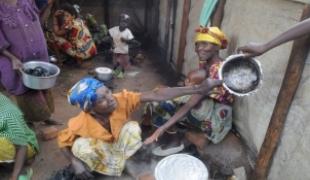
<box><xmin>53</xmin><ymin>18</ymin><xmax>97</xmax><ymax>61</ymax></box>
<box><xmin>144</xmin><ymin>62</ymin><xmax>234</xmax><ymax>144</ymax></box>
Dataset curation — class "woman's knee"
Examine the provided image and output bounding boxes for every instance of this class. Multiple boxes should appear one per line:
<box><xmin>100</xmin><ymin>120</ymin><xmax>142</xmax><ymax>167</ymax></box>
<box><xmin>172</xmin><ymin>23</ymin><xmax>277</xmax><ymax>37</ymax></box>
<box><xmin>123</xmin><ymin>121</ymin><xmax>141</xmax><ymax>134</ymax></box>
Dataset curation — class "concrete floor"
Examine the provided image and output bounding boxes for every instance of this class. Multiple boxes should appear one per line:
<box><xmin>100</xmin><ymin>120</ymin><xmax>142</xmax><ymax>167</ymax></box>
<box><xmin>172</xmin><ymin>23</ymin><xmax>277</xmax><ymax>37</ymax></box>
<box><xmin>0</xmin><ymin>51</ymin><xmax>253</xmax><ymax>180</ymax></box>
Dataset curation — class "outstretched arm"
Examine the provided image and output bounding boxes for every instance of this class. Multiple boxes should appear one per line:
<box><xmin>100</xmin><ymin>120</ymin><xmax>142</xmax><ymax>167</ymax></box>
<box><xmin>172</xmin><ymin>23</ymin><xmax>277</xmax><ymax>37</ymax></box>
<box><xmin>10</xmin><ymin>145</ymin><xmax>27</xmax><ymax>180</ymax></box>
<box><xmin>140</xmin><ymin>79</ymin><xmax>222</xmax><ymax>102</ymax></box>
<box><xmin>238</xmin><ymin>18</ymin><xmax>310</xmax><ymax>57</ymax></box>
<box><xmin>144</xmin><ymin>94</ymin><xmax>204</xmax><ymax>145</ymax></box>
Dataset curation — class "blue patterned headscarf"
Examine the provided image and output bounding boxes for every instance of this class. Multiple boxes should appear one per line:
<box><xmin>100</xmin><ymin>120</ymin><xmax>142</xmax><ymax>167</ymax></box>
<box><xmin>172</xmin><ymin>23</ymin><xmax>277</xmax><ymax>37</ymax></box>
<box><xmin>68</xmin><ymin>77</ymin><xmax>104</xmax><ymax>111</ymax></box>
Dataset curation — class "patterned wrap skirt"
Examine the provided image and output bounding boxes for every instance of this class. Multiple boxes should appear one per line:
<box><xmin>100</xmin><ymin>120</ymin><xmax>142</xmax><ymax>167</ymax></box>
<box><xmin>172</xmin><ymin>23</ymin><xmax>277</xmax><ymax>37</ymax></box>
<box><xmin>0</xmin><ymin>137</ymin><xmax>36</xmax><ymax>163</ymax></box>
<box><xmin>71</xmin><ymin>121</ymin><xmax>142</xmax><ymax>176</ymax></box>
<box><xmin>144</xmin><ymin>95</ymin><xmax>232</xmax><ymax>144</ymax></box>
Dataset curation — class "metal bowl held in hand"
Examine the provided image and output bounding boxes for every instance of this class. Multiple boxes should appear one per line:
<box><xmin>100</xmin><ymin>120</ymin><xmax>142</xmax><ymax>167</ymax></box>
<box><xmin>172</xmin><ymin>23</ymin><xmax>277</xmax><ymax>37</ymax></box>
<box><xmin>95</xmin><ymin>67</ymin><xmax>113</xmax><ymax>81</ymax></box>
<box><xmin>219</xmin><ymin>54</ymin><xmax>262</xmax><ymax>96</ymax></box>
<box><xmin>22</xmin><ymin>61</ymin><xmax>60</xmax><ymax>90</ymax></box>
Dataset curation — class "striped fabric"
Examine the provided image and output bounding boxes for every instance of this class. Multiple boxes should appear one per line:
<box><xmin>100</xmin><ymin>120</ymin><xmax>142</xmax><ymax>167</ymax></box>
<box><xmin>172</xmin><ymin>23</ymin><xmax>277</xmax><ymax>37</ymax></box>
<box><xmin>0</xmin><ymin>93</ymin><xmax>39</xmax><ymax>152</ymax></box>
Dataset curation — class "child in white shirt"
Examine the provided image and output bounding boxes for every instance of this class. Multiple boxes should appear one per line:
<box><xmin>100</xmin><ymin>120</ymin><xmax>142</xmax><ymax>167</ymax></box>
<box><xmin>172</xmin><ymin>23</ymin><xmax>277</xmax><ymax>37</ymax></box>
<box><xmin>108</xmin><ymin>14</ymin><xmax>134</xmax><ymax>78</ymax></box>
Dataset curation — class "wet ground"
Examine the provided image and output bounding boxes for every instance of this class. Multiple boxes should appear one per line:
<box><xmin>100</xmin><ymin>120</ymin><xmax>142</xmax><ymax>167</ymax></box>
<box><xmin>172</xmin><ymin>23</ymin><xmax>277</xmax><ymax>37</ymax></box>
<box><xmin>1</xmin><ymin>51</ymin><xmax>253</xmax><ymax>180</ymax></box>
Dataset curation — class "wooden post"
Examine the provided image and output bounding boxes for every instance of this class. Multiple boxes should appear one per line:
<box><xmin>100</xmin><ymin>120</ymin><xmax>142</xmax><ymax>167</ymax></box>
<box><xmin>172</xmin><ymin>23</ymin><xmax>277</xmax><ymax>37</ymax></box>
<box><xmin>103</xmin><ymin>0</ymin><xmax>109</xmax><ymax>27</ymax></box>
<box><xmin>210</xmin><ymin>0</ymin><xmax>226</xmax><ymax>27</ymax></box>
<box><xmin>144</xmin><ymin>0</ymin><xmax>149</xmax><ymax>33</ymax></box>
<box><xmin>168</xmin><ymin>0</ymin><xmax>178</xmax><ymax>64</ymax></box>
<box><xmin>127</xmin><ymin>1</ymin><xmax>144</xmax><ymax>31</ymax></box>
<box><xmin>252</xmin><ymin>5</ymin><xmax>310</xmax><ymax>180</ymax></box>
<box><xmin>176</xmin><ymin>0</ymin><xmax>191</xmax><ymax>74</ymax></box>
<box><xmin>164</xmin><ymin>0</ymin><xmax>173</xmax><ymax>62</ymax></box>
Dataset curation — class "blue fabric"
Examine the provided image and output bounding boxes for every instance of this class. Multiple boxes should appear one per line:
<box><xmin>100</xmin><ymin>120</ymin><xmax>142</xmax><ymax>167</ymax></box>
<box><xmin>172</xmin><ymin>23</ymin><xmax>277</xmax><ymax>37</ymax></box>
<box><xmin>68</xmin><ymin>77</ymin><xmax>105</xmax><ymax>111</ymax></box>
<box><xmin>35</xmin><ymin>0</ymin><xmax>48</xmax><ymax>10</ymax></box>
<box><xmin>199</xmin><ymin>0</ymin><xmax>218</xmax><ymax>27</ymax></box>
<box><xmin>159</xmin><ymin>101</ymin><xmax>176</xmax><ymax>114</ymax></box>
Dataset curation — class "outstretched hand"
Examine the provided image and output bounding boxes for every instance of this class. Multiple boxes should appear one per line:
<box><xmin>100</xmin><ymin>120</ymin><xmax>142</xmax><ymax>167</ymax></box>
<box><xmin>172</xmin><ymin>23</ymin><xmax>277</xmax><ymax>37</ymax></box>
<box><xmin>198</xmin><ymin>78</ymin><xmax>222</xmax><ymax>95</ymax></box>
<box><xmin>143</xmin><ymin>127</ymin><xmax>165</xmax><ymax>145</ymax></box>
<box><xmin>11</xmin><ymin>57</ymin><xmax>23</xmax><ymax>71</ymax></box>
<box><xmin>237</xmin><ymin>43</ymin><xmax>267</xmax><ymax>58</ymax></box>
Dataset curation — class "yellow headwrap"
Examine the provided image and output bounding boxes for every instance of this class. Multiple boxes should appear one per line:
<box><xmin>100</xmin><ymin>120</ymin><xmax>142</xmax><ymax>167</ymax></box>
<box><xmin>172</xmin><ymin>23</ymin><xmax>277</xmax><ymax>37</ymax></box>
<box><xmin>195</xmin><ymin>26</ymin><xmax>228</xmax><ymax>49</ymax></box>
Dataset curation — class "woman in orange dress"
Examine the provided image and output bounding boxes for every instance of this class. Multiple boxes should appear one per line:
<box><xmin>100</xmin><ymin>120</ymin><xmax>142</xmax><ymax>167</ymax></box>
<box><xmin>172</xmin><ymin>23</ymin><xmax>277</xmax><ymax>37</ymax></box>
<box><xmin>57</xmin><ymin>77</ymin><xmax>221</xmax><ymax>178</ymax></box>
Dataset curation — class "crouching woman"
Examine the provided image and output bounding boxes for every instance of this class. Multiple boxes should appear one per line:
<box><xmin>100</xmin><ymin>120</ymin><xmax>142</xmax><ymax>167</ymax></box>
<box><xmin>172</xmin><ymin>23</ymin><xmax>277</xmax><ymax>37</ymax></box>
<box><xmin>57</xmin><ymin>77</ymin><xmax>221</xmax><ymax>179</ymax></box>
<box><xmin>0</xmin><ymin>93</ymin><xmax>39</xmax><ymax>180</ymax></box>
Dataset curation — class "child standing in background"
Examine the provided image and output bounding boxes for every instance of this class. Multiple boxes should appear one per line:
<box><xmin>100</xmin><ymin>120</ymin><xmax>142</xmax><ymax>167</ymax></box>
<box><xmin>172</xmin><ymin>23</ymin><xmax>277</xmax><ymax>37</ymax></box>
<box><xmin>109</xmin><ymin>14</ymin><xmax>134</xmax><ymax>78</ymax></box>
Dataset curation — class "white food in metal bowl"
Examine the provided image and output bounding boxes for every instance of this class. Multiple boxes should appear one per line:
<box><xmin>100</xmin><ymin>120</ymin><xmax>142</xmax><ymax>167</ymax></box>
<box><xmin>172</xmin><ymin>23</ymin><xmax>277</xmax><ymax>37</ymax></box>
<box><xmin>224</xmin><ymin>68</ymin><xmax>258</xmax><ymax>91</ymax></box>
<box><xmin>219</xmin><ymin>54</ymin><xmax>262</xmax><ymax>96</ymax></box>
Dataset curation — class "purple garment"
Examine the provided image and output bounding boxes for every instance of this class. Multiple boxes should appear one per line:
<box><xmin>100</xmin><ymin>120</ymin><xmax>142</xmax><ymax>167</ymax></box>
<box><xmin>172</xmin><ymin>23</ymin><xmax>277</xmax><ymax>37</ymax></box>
<box><xmin>0</xmin><ymin>0</ymin><xmax>48</xmax><ymax>95</ymax></box>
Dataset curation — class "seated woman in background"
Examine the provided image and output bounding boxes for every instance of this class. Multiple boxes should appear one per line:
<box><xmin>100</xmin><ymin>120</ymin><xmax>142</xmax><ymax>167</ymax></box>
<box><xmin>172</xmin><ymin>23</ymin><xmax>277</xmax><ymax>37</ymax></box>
<box><xmin>0</xmin><ymin>93</ymin><xmax>39</xmax><ymax>180</ymax></box>
<box><xmin>51</xmin><ymin>3</ymin><xmax>97</xmax><ymax>64</ymax></box>
<box><xmin>143</xmin><ymin>27</ymin><xmax>234</xmax><ymax>156</ymax></box>
<box><xmin>57</xmin><ymin>77</ymin><xmax>221</xmax><ymax>179</ymax></box>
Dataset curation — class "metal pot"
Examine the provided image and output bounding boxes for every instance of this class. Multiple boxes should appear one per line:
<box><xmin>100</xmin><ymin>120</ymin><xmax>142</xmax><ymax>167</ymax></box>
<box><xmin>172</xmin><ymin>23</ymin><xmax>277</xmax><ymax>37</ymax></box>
<box><xmin>95</xmin><ymin>67</ymin><xmax>113</xmax><ymax>81</ymax></box>
<box><xmin>21</xmin><ymin>61</ymin><xmax>60</xmax><ymax>90</ymax></box>
<box><xmin>218</xmin><ymin>54</ymin><xmax>263</xmax><ymax>96</ymax></box>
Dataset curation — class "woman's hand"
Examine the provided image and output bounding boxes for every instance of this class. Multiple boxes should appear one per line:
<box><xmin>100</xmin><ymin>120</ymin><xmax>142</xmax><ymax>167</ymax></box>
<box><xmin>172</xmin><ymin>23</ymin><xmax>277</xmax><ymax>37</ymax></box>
<box><xmin>198</xmin><ymin>78</ymin><xmax>222</xmax><ymax>95</ymax></box>
<box><xmin>1</xmin><ymin>50</ymin><xmax>23</xmax><ymax>70</ymax></box>
<box><xmin>11</xmin><ymin>57</ymin><xmax>23</xmax><ymax>70</ymax></box>
<box><xmin>71</xmin><ymin>158</ymin><xmax>94</xmax><ymax>180</ymax></box>
<box><xmin>237</xmin><ymin>43</ymin><xmax>267</xmax><ymax>58</ymax></box>
<box><xmin>144</xmin><ymin>127</ymin><xmax>165</xmax><ymax>145</ymax></box>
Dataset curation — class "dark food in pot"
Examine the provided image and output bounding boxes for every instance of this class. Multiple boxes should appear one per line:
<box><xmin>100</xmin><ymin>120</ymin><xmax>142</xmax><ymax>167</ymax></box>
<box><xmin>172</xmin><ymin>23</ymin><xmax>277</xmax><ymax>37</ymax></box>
<box><xmin>24</xmin><ymin>66</ymin><xmax>52</xmax><ymax>77</ymax></box>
